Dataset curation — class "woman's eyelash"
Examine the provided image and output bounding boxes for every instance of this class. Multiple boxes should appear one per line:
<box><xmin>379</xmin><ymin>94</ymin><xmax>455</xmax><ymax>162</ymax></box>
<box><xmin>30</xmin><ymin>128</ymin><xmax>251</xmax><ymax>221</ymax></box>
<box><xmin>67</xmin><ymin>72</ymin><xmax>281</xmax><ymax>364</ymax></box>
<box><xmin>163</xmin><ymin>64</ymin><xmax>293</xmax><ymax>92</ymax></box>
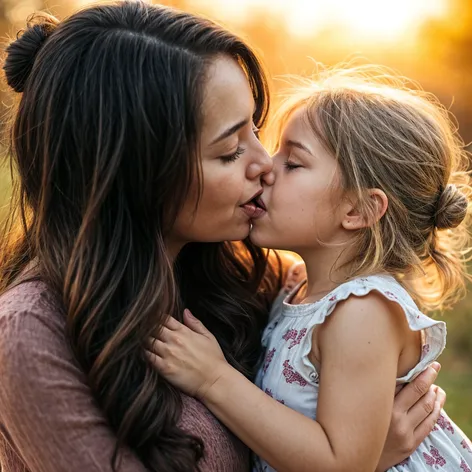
<box><xmin>221</xmin><ymin>146</ymin><xmax>245</xmax><ymax>163</ymax></box>
<box><xmin>284</xmin><ymin>159</ymin><xmax>302</xmax><ymax>171</ymax></box>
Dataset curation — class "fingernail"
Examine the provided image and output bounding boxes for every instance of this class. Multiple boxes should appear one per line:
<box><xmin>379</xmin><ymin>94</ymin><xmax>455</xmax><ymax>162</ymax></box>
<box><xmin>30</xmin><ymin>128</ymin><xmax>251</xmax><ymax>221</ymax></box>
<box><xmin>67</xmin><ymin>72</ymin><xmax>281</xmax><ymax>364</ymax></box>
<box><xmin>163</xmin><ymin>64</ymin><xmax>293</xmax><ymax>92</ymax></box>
<box><xmin>431</xmin><ymin>362</ymin><xmax>441</xmax><ymax>372</ymax></box>
<box><xmin>184</xmin><ymin>308</ymin><xmax>194</xmax><ymax>318</ymax></box>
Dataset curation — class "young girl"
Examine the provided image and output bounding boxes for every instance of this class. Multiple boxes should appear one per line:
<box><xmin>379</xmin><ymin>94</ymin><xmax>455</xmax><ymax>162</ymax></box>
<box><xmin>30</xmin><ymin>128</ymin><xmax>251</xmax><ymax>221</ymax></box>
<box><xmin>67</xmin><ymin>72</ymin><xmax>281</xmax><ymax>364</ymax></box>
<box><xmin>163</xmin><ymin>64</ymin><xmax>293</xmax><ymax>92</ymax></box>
<box><xmin>146</xmin><ymin>66</ymin><xmax>472</xmax><ymax>472</ymax></box>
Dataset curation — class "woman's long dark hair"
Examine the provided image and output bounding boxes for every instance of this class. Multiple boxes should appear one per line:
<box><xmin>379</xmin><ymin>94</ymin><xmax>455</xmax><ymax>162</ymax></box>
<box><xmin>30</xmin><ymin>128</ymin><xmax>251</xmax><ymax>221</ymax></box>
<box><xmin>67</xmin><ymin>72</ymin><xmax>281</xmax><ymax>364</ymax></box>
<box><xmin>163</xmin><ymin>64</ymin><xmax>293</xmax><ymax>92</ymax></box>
<box><xmin>1</xmin><ymin>2</ymin><xmax>282</xmax><ymax>471</ymax></box>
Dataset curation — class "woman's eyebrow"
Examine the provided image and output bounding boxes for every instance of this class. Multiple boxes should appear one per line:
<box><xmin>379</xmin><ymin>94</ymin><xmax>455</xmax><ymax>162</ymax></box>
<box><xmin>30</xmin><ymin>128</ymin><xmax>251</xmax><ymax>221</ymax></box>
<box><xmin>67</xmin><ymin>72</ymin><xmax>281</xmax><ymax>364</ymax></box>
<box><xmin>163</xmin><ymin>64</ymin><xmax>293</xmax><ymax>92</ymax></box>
<box><xmin>210</xmin><ymin>118</ymin><xmax>249</xmax><ymax>145</ymax></box>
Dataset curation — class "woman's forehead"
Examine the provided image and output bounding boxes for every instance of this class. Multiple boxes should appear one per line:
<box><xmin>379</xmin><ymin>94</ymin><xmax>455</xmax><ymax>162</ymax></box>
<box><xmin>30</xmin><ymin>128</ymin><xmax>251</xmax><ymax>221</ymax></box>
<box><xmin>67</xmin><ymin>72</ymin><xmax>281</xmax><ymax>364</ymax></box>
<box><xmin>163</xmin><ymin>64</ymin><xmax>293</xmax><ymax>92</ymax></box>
<box><xmin>200</xmin><ymin>56</ymin><xmax>254</xmax><ymax>146</ymax></box>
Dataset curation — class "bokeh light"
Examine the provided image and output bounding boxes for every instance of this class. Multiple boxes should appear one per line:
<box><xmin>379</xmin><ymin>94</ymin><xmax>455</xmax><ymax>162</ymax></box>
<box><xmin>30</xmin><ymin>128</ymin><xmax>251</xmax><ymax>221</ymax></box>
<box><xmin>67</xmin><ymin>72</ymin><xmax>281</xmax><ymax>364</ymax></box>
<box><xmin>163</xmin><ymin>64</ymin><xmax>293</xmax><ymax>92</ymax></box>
<box><xmin>198</xmin><ymin>0</ymin><xmax>447</xmax><ymax>39</ymax></box>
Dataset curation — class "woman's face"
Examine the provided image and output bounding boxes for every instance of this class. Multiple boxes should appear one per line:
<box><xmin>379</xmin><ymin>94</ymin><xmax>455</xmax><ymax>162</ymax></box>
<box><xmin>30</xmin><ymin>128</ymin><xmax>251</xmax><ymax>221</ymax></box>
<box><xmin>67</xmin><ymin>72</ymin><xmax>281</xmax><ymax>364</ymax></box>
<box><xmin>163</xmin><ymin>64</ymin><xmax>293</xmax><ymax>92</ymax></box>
<box><xmin>170</xmin><ymin>56</ymin><xmax>272</xmax><ymax>252</ymax></box>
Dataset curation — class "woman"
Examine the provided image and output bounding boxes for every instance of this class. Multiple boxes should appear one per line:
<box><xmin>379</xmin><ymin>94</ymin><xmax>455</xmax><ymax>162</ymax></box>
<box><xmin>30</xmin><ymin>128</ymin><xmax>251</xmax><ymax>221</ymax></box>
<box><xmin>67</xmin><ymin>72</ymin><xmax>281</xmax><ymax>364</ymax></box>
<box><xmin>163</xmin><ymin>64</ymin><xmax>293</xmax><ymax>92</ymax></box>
<box><xmin>0</xmin><ymin>2</ymin><xmax>445</xmax><ymax>471</ymax></box>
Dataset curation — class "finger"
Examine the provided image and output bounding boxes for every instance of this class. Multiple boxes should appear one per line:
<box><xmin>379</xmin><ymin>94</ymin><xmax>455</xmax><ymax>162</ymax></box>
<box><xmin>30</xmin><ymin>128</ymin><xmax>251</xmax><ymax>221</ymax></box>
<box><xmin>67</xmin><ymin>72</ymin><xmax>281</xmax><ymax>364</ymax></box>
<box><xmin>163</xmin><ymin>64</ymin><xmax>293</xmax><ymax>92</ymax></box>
<box><xmin>146</xmin><ymin>336</ymin><xmax>167</xmax><ymax>356</ymax></box>
<box><xmin>287</xmin><ymin>260</ymin><xmax>303</xmax><ymax>275</ymax></box>
<box><xmin>394</xmin><ymin>365</ymin><xmax>439</xmax><ymax>413</ymax></box>
<box><xmin>144</xmin><ymin>349</ymin><xmax>167</xmax><ymax>372</ymax></box>
<box><xmin>154</xmin><ymin>326</ymin><xmax>176</xmax><ymax>342</ymax></box>
<box><xmin>435</xmin><ymin>386</ymin><xmax>446</xmax><ymax>409</ymax></box>
<box><xmin>183</xmin><ymin>309</ymin><xmax>212</xmax><ymax>336</ymax></box>
<box><xmin>413</xmin><ymin>397</ymin><xmax>442</xmax><ymax>445</ymax></box>
<box><xmin>285</xmin><ymin>262</ymin><xmax>303</xmax><ymax>284</ymax></box>
<box><xmin>286</xmin><ymin>269</ymin><xmax>299</xmax><ymax>281</ymax></box>
<box><xmin>164</xmin><ymin>316</ymin><xmax>185</xmax><ymax>331</ymax></box>
<box><xmin>405</xmin><ymin>385</ymin><xmax>438</xmax><ymax>428</ymax></box>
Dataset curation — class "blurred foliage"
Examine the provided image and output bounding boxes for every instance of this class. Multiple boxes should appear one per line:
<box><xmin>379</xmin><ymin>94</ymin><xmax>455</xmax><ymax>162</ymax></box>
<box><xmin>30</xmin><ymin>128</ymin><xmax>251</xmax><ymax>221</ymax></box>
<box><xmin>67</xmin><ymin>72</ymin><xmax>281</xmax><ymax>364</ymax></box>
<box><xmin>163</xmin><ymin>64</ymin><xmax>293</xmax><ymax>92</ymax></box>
<box><xmin>0</xmin><ymin>0</ymin><xmax>471</xmax><ymax>437</ymax></box>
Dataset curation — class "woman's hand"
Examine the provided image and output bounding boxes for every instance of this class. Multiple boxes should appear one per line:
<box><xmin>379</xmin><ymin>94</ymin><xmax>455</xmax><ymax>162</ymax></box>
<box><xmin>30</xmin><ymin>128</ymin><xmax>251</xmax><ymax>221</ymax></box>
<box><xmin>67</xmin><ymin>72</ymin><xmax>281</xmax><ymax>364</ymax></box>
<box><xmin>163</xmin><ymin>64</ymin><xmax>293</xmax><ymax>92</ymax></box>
<box><xmin>376</xmin><ymin>363</ymin><xmax>446</xmax><ymax>471</ymax></box>
<box><xmin>146</xmin><ymin>309</ymin><xmax>232</xmax><ymax>399</ymax></box>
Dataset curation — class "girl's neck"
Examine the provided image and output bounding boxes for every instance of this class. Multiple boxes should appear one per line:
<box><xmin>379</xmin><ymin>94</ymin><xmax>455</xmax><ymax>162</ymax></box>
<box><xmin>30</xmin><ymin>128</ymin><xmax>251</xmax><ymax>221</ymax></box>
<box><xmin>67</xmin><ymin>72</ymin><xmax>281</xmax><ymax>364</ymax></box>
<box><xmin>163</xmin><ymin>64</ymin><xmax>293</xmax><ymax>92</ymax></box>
<box><xmin>295</xmin><ymin>246</ymin><xmax>353</xmax><ymax>305</ymax></box>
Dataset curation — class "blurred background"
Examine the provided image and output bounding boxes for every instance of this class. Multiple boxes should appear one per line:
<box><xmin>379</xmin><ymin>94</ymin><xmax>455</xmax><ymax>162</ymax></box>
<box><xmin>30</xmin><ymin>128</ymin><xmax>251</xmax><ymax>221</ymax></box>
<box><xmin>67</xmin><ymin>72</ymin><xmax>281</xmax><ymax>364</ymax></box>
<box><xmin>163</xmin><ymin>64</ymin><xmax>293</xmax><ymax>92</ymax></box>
<box><xmin>0</xmin><ymin>0</ymin><xmax>471</xmax><ymax>436</ymax></box>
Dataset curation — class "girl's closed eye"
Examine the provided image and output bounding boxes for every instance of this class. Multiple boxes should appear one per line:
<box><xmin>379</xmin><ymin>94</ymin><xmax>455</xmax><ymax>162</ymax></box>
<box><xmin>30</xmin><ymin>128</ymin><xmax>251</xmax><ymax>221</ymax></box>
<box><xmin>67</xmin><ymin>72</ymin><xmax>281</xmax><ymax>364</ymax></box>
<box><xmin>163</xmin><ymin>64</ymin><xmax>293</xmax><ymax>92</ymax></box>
<box><xmin>283</xmin><ymin>158</ymin><xmax>303</xmax><ymax>171</ymax></box>
<box><xmin>220</xmin><ymin>146</ymin><xmax>245</xmax><ymax>163</ymax></box>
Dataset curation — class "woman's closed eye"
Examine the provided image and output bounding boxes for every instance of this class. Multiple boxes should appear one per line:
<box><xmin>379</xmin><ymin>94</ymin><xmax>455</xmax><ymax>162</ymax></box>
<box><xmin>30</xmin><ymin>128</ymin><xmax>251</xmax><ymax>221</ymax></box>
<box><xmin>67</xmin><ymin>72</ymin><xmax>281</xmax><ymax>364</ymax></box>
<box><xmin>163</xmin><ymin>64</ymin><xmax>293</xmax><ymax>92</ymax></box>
<box><xmin>220</xmin><ymin>146</ymin><xmax>245</xmax><ymax>163</ymax></box>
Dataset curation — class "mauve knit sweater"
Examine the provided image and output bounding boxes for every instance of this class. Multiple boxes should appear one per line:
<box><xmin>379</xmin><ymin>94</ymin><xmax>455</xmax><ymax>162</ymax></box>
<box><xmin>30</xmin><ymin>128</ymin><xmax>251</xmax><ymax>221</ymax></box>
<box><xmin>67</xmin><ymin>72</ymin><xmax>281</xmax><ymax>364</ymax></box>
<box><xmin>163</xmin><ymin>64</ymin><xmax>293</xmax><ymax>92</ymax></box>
<box><xmin>0</xmin><ymin>281</ymin><xmax>249</xmax><ymax>472</ymax></box>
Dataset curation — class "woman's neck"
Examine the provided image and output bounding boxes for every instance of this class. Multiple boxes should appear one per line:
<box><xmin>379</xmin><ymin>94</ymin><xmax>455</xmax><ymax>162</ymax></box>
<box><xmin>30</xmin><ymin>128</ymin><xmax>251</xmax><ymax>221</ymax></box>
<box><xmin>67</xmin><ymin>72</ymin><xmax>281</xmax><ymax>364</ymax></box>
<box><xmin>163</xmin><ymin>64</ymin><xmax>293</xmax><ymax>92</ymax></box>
<box><xmin>166</xmin><ymin>239</ymin><xmax>187</xmax><ymax>262</ymax></box>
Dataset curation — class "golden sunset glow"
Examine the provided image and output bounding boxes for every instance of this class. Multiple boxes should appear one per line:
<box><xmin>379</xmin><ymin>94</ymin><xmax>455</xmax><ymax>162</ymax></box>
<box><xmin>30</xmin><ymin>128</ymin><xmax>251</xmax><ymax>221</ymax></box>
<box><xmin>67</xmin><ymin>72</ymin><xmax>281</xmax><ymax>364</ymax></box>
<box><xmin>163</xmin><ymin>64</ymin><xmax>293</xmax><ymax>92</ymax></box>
<box><xmin>200</xmin><ymin>0</ymin><xmax>447</xmax><ymax>40</ymax></box>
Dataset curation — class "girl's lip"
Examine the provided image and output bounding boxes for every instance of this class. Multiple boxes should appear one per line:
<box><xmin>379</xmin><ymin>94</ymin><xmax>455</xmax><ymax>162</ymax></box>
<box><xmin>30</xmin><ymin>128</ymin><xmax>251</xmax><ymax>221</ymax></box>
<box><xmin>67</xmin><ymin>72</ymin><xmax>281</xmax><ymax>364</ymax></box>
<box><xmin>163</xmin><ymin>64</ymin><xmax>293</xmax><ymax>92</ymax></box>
<box><xmin>240</xmin><ymin>203</ymin><xmax>266</xmax><ymax>219</ymax></box>
<box><xmin>255</xmin><ymin>195</ymin><xmax>267</xmax><ymax>211</ymax></box>
<box><xmin>239</xmin><ymin>189</ymin><xmax>266</xmax><ymax>219</ymax></box>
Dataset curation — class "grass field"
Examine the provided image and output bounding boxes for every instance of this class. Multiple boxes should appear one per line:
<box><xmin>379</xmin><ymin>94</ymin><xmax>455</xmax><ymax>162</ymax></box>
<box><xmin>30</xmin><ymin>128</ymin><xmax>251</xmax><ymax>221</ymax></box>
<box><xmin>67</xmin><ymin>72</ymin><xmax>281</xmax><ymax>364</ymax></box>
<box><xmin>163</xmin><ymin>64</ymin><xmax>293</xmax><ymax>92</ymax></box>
<box><xmin>436</xmin><ymin>311</ymin><xmax>472</xmax><ymax>437</ymax></box>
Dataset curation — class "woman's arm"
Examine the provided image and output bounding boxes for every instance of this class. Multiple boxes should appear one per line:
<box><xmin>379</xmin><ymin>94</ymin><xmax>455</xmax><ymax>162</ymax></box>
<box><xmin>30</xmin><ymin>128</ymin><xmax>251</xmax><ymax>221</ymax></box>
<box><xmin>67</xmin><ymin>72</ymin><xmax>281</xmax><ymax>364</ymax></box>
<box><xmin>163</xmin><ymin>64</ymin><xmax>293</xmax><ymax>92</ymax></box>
<box><xmin>0</xmin><ymin>307</ymin><xmax>147</xmax><ymax>472</ymax></box>
<box><xmin>148</xmin><ymin>304</ymin><xmax>444</xmax><ymax>472</ymax></box>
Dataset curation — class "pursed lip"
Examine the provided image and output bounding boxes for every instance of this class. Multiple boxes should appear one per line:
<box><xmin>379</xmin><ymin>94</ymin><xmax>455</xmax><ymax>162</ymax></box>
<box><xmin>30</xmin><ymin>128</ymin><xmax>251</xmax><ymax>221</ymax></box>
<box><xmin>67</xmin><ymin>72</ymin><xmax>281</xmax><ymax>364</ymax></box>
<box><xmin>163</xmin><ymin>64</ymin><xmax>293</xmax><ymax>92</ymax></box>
<box><xmin>255</xmin><ymin>195</ymin><xmax>267</xmax><ymax>211</ymax></box>
<box><xmin>239</xmin><ymin>189</ymin><xmax>266</xmax><ymax>219</ymax></box>
<box><xmin>240</xmin><ymin>189</ymin><xmax>263</xmax><ymax>207</ymax></box>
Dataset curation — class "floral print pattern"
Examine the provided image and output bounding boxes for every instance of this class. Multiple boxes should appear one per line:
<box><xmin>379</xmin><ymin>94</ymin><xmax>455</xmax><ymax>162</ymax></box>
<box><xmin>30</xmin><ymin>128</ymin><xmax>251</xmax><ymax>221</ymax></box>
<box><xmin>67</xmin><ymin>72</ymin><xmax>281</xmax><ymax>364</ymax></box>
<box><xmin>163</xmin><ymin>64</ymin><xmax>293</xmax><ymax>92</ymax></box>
<box><xmin>262</xmin><ymin>348</ymin><xmax>276</xmax><ymax>374</ymax></box>
<box><xmin>423</xmin><ymin>446</ymin><xmax>446</xmax><ymax>468</ymax></box>
<box><xmin>282</xmin><ymin>328</ymin><xmax>307</xmax><ymax>349</ymax></box>
<box><xmin>437</xmin><ymin>414</ymin><xmax>455</xmax><ymax>435</ymax></box>
<box><xmin>462</xmin><ymin>440</ymin><xmax>472</xmax><ymax>453</ymax></box>
<box><xmin>461</xmin><ymin>459</ymin><xmax>472</xmax><ymax>472</ymax></box>
<box><xmin>282</xmin><ymin>360</ymin><xmax>307</xmax><ymax>387</ymax></box>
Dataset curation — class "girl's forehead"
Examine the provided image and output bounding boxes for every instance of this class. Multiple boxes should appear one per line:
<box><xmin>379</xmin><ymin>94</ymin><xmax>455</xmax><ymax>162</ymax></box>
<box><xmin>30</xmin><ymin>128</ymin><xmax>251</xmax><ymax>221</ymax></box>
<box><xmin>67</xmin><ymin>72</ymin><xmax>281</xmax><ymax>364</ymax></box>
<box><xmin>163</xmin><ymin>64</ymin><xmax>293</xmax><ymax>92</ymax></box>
<box><xmin>281</xmin><ymin>106</ymin><xmax>309</xmax><ymax>134</ymax></box>
<box><xmin>281</xmin><ymin>106</ymin><xmax>321</xmax><ymax>144</ymax></box>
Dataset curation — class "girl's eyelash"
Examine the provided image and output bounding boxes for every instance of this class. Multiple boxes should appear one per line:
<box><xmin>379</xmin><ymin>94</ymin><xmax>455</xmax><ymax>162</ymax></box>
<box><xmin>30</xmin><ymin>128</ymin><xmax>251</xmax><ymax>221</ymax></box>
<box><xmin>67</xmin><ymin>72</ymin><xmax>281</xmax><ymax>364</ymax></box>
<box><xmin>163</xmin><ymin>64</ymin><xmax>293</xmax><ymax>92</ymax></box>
<box><xmin>284</xmin><ymin>159</ymin><xmax>302</xmax><ymax>171</ymax></box>
<box><xmin>221</xmin><ymin>146</ymin><xmax>245</xmax><ymax>163</ymax></box>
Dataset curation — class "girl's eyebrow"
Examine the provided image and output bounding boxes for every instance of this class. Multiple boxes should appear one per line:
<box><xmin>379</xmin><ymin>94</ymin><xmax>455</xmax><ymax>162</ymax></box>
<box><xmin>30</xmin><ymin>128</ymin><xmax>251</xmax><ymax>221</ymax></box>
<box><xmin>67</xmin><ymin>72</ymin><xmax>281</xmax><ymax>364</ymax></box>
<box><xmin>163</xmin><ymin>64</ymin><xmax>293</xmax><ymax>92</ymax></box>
<box><xmin>286</xmin><ymin>139</ymin><xmax>313</xmax><ymax>156</ymax></box>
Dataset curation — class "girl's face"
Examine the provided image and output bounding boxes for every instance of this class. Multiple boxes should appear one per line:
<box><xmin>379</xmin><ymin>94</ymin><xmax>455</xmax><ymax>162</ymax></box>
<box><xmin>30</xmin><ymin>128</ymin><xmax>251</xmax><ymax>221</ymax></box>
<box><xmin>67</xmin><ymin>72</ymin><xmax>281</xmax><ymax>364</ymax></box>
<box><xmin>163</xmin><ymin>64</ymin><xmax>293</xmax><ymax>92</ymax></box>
<box><xmin>169</xmin><ymin>56</ymin><xmax>271</xmax><ymax>253</ymax></box>
<box><xmin>250</xmin><ymin>106</ymin><xmax>349</xmax><ymax>253</ymax></box>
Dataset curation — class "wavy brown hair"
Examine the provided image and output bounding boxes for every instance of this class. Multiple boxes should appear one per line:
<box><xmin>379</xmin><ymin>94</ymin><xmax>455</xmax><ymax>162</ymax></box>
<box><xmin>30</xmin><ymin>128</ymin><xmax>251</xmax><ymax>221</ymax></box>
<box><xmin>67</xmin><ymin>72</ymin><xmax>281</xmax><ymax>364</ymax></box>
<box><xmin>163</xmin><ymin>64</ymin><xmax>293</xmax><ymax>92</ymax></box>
<box><xmin>1</xmin><ymin>2</ymin><xmax>282</xmax><ymax>471</ymax></box>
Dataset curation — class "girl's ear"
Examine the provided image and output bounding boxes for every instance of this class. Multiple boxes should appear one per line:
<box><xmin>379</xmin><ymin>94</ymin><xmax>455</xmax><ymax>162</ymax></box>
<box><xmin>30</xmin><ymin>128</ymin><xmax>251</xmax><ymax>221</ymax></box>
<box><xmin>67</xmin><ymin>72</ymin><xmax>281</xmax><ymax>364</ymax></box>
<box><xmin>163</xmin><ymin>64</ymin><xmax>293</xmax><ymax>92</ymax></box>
<box><xmin>341</xmin><ymin>189</ymin><xmax>388</xmax><ymax>230</ymax></box>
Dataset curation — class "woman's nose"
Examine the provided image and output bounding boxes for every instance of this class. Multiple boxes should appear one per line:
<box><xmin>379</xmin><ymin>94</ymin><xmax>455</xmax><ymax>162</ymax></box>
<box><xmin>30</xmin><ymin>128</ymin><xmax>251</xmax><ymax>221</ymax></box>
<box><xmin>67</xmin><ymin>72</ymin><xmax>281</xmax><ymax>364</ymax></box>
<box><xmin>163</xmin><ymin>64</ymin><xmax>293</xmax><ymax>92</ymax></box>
<box><xmin>246</xmin><ymin>142</ymin><xmax>273</xmax><ymax>181</ymax></box>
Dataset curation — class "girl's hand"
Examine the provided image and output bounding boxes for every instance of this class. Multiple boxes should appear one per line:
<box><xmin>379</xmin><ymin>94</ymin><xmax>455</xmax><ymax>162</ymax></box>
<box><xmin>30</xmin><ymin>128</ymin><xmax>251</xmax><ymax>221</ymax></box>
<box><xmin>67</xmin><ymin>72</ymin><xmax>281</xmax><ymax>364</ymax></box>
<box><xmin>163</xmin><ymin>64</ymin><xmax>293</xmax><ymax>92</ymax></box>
<box><xmin>146</xmin><ymin>309</ymin><xmax>232</xmax><ymax>399</ymax></box>
<box><xmin>284</xmin><ymin>260</ymin><xmax>306</xmax><ymax>293</ymax></box>
<box><xmin>377</xmin><ymin>362</ymin><xmax>446</xmax><ymax>471</ymax></box>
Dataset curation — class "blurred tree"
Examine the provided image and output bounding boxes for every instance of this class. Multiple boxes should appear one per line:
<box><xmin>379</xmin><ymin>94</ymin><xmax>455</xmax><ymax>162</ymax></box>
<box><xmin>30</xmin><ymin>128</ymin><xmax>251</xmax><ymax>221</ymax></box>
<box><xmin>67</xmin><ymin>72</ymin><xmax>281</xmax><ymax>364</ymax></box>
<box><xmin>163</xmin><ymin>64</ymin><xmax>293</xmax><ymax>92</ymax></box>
<box><xmin>419</xmin><ymin>0</ymin><xmax>472</xmax><ymax>144</ymax></box>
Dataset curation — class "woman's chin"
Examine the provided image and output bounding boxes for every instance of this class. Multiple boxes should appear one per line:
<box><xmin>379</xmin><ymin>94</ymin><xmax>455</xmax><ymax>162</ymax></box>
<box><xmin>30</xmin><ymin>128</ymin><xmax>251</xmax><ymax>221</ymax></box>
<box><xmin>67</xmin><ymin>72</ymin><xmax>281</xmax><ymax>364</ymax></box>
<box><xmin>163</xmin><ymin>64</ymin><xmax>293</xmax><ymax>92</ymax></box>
<box><xmin>222</xmin><ymin>222</ymin><xmax>252</xmax><ymax>242</ymax></box>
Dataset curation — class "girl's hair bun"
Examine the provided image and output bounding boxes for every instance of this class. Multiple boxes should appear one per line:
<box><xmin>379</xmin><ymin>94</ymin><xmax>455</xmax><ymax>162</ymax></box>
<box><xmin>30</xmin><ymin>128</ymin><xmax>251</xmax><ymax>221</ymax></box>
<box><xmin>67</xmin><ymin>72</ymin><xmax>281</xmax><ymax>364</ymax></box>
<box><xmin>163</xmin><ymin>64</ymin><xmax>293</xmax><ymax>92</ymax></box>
<box><xmin>4</xmin><ymin>14</ymin><xmax>58</xmax><ymax>93</ymax></box>
<box><xmin>435</xmin><ymin>184</ymin><xmax>468</xmax><ymax>230</ymax></box>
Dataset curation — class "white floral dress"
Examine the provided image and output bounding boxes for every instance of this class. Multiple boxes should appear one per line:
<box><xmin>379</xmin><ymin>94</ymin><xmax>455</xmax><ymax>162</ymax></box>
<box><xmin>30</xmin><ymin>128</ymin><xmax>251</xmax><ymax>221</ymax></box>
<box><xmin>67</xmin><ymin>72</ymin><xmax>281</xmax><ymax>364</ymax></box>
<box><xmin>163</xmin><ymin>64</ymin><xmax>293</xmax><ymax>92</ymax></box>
<box><xmin>253</xmin><ymin>274</ymin><xmax>472</xmax><ymax>472</ymax></box>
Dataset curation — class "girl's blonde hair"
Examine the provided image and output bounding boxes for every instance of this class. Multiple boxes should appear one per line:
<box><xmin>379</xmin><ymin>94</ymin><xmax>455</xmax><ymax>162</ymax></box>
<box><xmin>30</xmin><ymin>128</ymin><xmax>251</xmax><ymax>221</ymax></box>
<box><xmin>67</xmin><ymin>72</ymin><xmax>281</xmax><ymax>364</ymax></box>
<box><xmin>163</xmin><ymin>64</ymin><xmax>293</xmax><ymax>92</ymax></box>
<box><xmin>270</xmin><ymin>64</ymin><xmax>472</xmax><ymax>311</ymax></box>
